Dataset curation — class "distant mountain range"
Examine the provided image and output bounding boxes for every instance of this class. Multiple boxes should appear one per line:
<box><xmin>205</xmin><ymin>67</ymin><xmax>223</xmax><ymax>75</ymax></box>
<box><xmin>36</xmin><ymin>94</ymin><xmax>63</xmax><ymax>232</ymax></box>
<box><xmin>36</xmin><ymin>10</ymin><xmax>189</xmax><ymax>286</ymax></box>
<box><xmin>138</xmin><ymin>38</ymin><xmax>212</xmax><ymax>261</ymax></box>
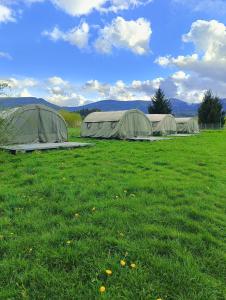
<box><xmin>1</xmin><ymin>97</ymin><xmax>226</xmax><ymax>116</ymax></box>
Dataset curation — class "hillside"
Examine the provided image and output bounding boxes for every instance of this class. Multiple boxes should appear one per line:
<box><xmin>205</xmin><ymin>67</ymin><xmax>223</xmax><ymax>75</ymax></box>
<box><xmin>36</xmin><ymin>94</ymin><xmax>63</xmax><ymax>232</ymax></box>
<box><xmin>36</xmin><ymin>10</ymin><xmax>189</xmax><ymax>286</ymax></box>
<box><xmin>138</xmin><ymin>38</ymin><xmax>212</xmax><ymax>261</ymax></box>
<box><xmin>1</xmin><ymin>97</ymin><xmax>226</xmax><ymax>116</ymax></box>
<box><xmin>0</xmin><ymin>97</ymin><xmax>60</xmax><ymax>110</ymax></box>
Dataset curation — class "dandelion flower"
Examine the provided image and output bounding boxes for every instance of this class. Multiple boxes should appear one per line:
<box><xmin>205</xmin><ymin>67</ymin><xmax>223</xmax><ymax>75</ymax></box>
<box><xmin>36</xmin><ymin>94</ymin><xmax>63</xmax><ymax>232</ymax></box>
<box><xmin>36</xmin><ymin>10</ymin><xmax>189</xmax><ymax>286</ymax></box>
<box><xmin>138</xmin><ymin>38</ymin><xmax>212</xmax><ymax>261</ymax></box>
<box><xmin>120</xmin><ymin>260</ymin><xmax>126</xmax><ymax>267</ymax></box>
<box><xmin>106</xmin><ymin>269</ymin><xmax>112</xmax><ymax>276</ymax></box>
<box><xmin>156</xmin><ymin>298</ymin><xmax>162</xmax><ymax>300</ymax></box>
<box><xmin>66</xmin><ymin>240</ymin><xmax>72</xmax><ymax>245</ymax></box>
<box><xmin>130</xmin><ymin>263</ymin><xmax>136</xmax><ymax>269</ymax></box>
<box><xmin>99</xmin><ymin>286</ymin><xmax>106</xmax><ymax>293</ymax></box>
<box><xmin>75</xmin><ymin>213</ymin><xmax>79</xmax><ymax>218</ymax></box>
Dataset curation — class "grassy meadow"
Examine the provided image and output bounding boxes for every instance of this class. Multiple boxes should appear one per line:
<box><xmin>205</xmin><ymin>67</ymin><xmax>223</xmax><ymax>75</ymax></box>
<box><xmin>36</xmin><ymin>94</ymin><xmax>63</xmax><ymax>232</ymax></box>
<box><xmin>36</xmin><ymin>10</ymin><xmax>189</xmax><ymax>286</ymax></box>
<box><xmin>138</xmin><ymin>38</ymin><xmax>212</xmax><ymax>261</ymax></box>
<box><xmin>0</xmin><ymin>129</ymin><xmax>226</xmax><ymax>299</ymax></box>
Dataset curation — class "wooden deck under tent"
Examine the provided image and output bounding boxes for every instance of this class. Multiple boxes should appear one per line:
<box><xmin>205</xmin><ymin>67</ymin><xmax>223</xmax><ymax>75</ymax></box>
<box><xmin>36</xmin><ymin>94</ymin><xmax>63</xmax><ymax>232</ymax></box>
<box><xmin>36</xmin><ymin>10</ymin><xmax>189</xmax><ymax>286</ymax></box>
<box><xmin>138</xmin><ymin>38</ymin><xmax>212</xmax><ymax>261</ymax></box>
<box><xmin>0</xmin><ymin>142</ymin><xmax>93</xmax><ymax>154</ymax></box>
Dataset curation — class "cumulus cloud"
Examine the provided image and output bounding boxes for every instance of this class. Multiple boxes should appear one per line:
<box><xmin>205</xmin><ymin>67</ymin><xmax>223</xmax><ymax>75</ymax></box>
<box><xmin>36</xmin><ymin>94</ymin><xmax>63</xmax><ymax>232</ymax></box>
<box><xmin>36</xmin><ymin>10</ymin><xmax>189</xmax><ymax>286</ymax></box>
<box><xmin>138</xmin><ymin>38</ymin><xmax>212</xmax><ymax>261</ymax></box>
<box><xmin>43</xmin><ymin>22</ymin><xmax>89</xmax><ymax>49</ymax></box>
<box><xmin>48</xmin><ymin>76</ymin><xmax>68</xmax><ymax>86</ymax></box>
<box><xmin>94</xmin><ymin>17</ymin><xmax>152</xmax><ymax>55</ymax></box>
<box><xmin>156</xmin><ymin>19</ymin><xmax>226</xmax><ymax>82</ymax></box>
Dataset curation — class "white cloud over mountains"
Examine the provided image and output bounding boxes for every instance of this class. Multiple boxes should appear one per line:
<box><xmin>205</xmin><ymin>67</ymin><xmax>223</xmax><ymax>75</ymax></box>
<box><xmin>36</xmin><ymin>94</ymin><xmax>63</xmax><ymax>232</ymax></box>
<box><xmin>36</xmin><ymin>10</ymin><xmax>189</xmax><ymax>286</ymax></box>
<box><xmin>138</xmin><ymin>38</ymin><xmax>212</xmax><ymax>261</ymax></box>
<box><xmin>4</xmin><ymin>70</ymin><xmax>226</xmax><ymax>106</ymax></box>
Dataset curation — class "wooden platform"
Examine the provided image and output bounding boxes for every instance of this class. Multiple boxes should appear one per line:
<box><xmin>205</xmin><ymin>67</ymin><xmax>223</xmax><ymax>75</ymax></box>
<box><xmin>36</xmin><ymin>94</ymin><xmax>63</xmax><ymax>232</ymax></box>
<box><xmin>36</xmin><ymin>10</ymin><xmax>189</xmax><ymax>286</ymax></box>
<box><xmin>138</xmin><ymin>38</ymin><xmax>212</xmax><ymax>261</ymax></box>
<box><xmin>0</xmin><ymin>142</ymin><xmax>93</xmax><ymax>154</ymax></box>
<box><xmin>169</xmin><ymin>134</ymin><xmax>196</xmax><ymax>137</ymax></box>
<box><xmin>128</xmin><ymin>136</ymin><xmax>171</xmax><ymax>142</ymax></box>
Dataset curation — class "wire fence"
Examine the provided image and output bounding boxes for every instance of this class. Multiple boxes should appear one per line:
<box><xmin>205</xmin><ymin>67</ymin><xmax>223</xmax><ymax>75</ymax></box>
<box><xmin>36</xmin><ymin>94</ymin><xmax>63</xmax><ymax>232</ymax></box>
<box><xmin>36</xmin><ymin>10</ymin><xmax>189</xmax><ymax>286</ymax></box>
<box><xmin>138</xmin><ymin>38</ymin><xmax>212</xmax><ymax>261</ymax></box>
<box><xmin>199</xmin><ymin>123</ymin><xmax>224</xmax><ymax>130</ymax></box>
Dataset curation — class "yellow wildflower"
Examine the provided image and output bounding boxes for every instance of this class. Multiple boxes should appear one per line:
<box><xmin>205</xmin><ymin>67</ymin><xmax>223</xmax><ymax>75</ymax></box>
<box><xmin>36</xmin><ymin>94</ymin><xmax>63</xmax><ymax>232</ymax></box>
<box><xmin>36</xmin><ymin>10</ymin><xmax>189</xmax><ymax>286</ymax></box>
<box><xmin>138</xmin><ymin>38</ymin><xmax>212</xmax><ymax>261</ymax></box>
<box><xmin>99</xmin><ymin>286</ymin><xmax>106</xmax><ymax>293</ymax></box>
<box><xmin>120</xmin><ymin>260</ymin><xmax>126</xmax><ymax>267</ymax></box>
<box><xmin>75</xmin><ymin>213</ymin><xmax>80</xmax><ymax>218</ymax></box>
<box><xmin>92</xmin><ymin>207</ymin><xmax>96</xmax><ymax>212</ymax></box>
<box><xmin>130</xmin><ymin>263</ymin><xmax>136</xmax><ymax>269</ymax></box>
<box><xmin>106</xmin><ymin>269</ymin><xmax>112</xmax><ymax>276</ymax></box>
<box><xmin>66</xmin><ymin>240</ymin><xmax>72</xmax><ymax>245</ymax></box>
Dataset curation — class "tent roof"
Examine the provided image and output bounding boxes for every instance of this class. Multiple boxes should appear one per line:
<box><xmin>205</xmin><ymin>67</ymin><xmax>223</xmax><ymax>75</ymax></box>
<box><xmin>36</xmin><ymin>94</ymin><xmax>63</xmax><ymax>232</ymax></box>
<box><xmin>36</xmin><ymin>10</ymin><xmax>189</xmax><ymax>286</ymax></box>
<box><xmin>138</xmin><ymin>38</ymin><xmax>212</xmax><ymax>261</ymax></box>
<box><xmin>84</xmin><ymin>110</ymin><xmax>133</xmax><ymax>123</ymax></box>
<box><xmin>0</xmin><ymin>104</ymin><xmax>65</xmax><ymax>122</ymax></box>
<box><xmin>146</xmin><ymin>114</ymin><xmax>174</xmax><ymax>122</ymax></box>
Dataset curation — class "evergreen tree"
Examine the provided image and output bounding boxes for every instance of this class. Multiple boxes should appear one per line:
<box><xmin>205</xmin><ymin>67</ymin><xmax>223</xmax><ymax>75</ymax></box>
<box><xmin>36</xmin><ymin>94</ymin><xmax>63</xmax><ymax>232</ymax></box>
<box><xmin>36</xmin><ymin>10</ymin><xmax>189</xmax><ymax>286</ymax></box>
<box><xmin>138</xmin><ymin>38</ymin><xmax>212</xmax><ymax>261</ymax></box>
<box><xmin>148</xmin><ymin>88</ymin><xmax>172</xmax><ymax>114</ymax></box>
<box><xmin>198</xmin><ymin>90</ymin><xmax>225</xmax><ymax>127</ymax></box>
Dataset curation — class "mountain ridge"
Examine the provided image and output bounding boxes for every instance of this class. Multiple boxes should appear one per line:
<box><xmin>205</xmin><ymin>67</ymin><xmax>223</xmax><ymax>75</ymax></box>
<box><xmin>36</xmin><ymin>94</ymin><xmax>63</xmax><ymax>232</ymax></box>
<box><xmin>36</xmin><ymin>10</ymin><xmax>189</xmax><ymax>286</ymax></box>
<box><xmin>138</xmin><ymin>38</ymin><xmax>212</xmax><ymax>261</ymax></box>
<box><xmin>1</xmin><ymin>97</ymin><xmax>226</xmax><ymax>117</ymax></box>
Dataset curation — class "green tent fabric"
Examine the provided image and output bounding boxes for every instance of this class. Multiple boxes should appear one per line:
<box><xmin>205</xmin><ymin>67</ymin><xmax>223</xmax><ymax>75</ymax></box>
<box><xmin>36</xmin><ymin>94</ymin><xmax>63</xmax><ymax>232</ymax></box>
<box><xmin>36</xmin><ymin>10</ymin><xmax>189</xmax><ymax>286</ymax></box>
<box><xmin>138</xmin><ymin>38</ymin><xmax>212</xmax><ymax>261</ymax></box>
<box><xmin>146</xmin><ymin>114</ymin><xmax>177</xmax><ymax>135</ymax></box>
<box><xmin>0</xmin><ymin>104</ymin><xmax>68</xmax><ymax>145</ymax></box>
<box><xmin>81</xmin><ymin>109</ymin><xmax>153</xmax><ymax>139</ymax></box>
<box><xmin>175</xmin><ymin>117</ymin><xmax>199</xmax><ymax>134</ymax></box>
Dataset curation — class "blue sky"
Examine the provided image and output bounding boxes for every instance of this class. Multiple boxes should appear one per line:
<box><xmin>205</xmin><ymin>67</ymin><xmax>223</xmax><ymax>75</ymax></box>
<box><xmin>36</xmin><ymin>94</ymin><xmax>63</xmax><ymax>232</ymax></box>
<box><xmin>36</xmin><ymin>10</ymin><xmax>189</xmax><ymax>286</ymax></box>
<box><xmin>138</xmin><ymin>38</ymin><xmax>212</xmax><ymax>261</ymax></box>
<box><xmin>1</xmin><ymin>0</ymin><xmax>226</xmax><ymax>106</ymax></box>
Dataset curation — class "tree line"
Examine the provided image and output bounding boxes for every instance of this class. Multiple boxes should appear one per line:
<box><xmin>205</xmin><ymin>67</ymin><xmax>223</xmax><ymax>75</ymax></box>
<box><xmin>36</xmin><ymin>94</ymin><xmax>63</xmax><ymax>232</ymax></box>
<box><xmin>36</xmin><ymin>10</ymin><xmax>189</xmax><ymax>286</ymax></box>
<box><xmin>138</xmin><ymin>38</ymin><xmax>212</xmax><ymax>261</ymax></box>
<box><xmin>148</xmin><ymin>88</ymin><xmax>225</xmax><ymax>127</ymax></box>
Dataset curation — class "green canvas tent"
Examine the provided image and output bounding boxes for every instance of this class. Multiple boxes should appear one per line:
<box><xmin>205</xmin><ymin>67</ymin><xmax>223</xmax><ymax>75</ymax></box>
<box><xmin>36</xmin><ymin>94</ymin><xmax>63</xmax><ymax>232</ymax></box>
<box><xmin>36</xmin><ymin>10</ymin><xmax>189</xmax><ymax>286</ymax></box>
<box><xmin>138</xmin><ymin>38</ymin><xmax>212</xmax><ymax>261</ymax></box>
<box><xmin>175</xmin><ymin>117</ymin><xmax>199</xmax><ymax>134</ymax></box>
<box><xmin>0</xmin><ymin>104</ymin><xmax>68</xmax><ymax>145</ymax></box>
<box><xmin>146</xmin><ymin>114</ymin><xmax>177</xmax><ymax>135</ymax></box>
<box><xmin>81</xmin><ymin>109</ymin><xmax>153</xmax><ymax>139</ymax></box>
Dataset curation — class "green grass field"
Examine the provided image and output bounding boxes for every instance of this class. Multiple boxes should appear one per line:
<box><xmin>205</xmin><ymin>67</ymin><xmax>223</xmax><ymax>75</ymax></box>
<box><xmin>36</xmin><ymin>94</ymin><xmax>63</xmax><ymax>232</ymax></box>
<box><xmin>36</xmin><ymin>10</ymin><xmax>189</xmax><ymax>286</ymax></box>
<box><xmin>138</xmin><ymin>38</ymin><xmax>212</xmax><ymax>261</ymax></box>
<box><xmin>0</xmin><ymin>129</ymin><xmax>226</xmax><ymax>300</ymax></box>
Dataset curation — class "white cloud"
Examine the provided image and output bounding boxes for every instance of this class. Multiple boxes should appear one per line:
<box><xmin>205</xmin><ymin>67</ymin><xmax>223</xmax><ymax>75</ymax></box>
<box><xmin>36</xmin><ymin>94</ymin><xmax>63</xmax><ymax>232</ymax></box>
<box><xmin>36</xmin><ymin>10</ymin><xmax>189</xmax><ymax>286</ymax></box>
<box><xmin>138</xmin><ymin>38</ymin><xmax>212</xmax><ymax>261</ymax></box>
<box><xmin>45</xmin><ymin>93</ymin><xmax>87</xmax><ymax>106</ymax></box>
<box><xmin>0</xmin><ymin>52</ymin><xmax>12</xmax><ymax>60</ymax></box>
<box><xmin>19</xmin><ymin>88</ymin><xmax>33</xmax><ymax>97</ymax></box>
<box><xmin>51</xmin><ymin>0</ymin><xmax>151</xmax><ymax>16</ymax></box>
<box><xmin>43</xmin><ymin>22</ymin><xmax>89</xmax><ymax>49</ymax></box>
<box><xmin>156</xmin><ymin>19</ymin><xmax>226</xmax><ymax>82</ymax></box>
<box><xmin>48</xmin><ymin>76</ymin><xmax>68</xmax><ymax>86</ymax></box>
<box><xmin>51</xmin><ymin>0</ymin><xmax>106</xmax><ymax>16</ymax></box>
<box><xmin>6</xmin><ymin>78</ymin><xmax>38</xmax><ymax>89</ymax></box>
<box><xmin>0</xmin><ymin>4</ymin><xmax>15</xmax><ymax>23</ymax></box>
<box><xmin>94</xmin><ymin>17</ymin><xmax>152</xmax><ymax>55</ymax></box>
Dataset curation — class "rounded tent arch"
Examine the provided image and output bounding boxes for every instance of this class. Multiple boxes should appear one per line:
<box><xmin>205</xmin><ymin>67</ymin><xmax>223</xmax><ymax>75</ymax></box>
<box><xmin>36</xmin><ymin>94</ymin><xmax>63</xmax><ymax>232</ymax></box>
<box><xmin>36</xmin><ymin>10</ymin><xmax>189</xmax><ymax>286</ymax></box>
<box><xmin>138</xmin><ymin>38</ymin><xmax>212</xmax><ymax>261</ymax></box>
<box><xmin>81</xmin><ymin>109</ymin><xmax>153</xmax><ymax>139</ymax></box>
<box><xmin>146</xmin><ymin>114</ymin><xmax>177</xmax><ymax>136</ymax></box>
<box><xmin>0</xmin><ymin>104</ymin><xmax>68</xmax><ymax>145</ymax></box>
<box><xmin>175</xmin><ymin>117</ymin><xmax>199</xmax><ymax>134</ymax></box>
